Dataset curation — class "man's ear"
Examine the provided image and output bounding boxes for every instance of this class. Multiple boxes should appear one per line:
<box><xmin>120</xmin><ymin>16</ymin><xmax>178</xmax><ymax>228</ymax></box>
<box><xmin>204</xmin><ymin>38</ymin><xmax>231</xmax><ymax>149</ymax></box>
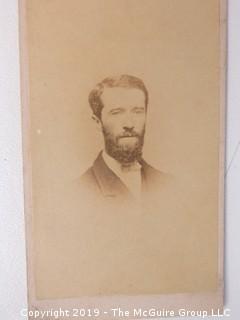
<box><xmin>92</xmin><ymin>114</ymin><xmax>102</xmax><ymax>131</ymax></box>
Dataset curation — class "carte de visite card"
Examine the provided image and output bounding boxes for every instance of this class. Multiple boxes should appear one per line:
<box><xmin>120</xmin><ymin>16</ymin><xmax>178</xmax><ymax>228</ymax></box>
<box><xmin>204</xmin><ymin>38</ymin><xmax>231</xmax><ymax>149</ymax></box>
<box><xmin>19</xmin><ymin>0</ymin><xmax>226</xmax><ymax>318</ymax></box>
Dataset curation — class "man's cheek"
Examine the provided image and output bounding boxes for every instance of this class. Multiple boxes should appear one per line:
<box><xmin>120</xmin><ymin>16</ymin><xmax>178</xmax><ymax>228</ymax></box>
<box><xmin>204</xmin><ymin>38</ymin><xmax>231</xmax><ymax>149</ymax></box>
<box><xmin>103</xmin><ymin>122</ymin><xmax>116</xmax><ymax>134</ymax></box>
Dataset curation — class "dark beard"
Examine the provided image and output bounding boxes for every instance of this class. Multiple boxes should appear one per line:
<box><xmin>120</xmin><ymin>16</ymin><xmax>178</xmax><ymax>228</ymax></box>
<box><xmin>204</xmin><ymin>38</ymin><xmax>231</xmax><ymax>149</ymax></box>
<box><xmin>102</xmin><ymin>127</ymin><xmax>145</xmax><ymax>164</ymax></box>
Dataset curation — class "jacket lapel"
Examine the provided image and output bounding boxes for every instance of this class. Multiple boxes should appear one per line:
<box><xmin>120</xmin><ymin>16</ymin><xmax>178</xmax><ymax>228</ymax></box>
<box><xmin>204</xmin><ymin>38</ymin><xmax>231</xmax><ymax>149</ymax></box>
<box><xmin>92</xmin><ymin>152</ymin><xmax>132</xmax><ymax>198</ymax></box>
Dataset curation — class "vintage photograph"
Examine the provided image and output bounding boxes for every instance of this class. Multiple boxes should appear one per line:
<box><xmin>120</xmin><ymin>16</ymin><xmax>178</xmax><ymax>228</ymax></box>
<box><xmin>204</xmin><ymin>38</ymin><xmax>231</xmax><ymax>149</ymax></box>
<box><xmin>79</xmin><ymin>74</ymin><xmax>171</xmax><ymax>205</ymax></box>
<box><xmin>20</xmin><ymin>0</ymin><xmax>226</xmax><ymax>315</ymax></box>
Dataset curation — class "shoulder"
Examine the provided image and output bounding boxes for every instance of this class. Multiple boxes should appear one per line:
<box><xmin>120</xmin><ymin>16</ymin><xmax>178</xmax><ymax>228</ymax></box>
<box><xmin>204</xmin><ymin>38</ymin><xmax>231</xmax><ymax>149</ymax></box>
<box><xmin>76</xmin><ymin>165</ymin><xmax>101</xmax><ymax>196</ymax></box>
<box><xmin>77</xmin><ymin>152</ymin><xmax>110</xmax><ymax>194</ymax></box>
<box><xmin>140</xmin><ymin>159</ymin><xmax>174</xmax><ymax>193</ymax></box>
<box><xmin>141</xmin><ymin>159</ymin><xmax>171</xmax><ymax>181</ymax></box>
<box><xmin>80</xmin><ymin>166</ymin><xmax>95</xmax><ymax>184</ymax></box>
<box><xmin>78</xmin><ymin>166</ymin><xmax>97</xmax><ymax>188</ymax></box>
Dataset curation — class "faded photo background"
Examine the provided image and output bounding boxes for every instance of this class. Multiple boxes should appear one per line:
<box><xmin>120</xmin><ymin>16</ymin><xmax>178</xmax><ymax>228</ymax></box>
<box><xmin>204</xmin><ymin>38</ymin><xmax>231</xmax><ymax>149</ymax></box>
<box><xmin>25</xmin><ymin>0</ymin><xmax>221</xmax><ymax>299</ymax></box>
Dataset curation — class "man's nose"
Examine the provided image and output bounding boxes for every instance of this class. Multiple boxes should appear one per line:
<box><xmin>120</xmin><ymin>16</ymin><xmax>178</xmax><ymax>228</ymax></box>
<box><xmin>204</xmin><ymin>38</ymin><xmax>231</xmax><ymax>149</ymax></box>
<box><xmin>122</xmin><ymin>115</ymin><xmax>134</xmax><ymax>131</ymax></box>
<box><xmin>123</xmin><ymin>125</ymin><xmax>134</xmax><ymax>132</ymax></box>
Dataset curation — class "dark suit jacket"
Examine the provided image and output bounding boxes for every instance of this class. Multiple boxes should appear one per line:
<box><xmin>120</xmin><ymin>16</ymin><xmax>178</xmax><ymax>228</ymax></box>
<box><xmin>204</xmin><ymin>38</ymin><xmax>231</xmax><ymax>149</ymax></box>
<box><xmin>79</xmin><ymin>151</ymin><xmax>169</xmax><ymax>203</ymax></box>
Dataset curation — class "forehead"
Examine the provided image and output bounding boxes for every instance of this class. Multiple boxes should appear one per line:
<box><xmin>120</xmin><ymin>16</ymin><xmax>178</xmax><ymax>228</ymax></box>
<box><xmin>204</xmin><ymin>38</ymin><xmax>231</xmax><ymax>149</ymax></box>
<box><xmin>101</xmin><ymin>87</ymin><xmax>145</xmax><ymax>108</ymax></box>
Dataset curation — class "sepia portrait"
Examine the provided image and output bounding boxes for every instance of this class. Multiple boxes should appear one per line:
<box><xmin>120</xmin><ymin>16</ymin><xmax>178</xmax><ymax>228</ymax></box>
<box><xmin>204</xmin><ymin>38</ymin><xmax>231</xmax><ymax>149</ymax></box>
<box><xmin>20</xmin><ymin>0</ymin><xmax>226</xmax><ymax>317</ymax></box>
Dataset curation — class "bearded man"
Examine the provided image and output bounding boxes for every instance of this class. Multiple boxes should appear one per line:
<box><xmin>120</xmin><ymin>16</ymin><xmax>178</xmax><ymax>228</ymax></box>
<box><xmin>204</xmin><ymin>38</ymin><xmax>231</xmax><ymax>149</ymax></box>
<box><xmin>79</xmin><ymin>74</ymin><xmax>169</xmax><ymax>204</ymax></box>
<box><xmin>62</xmin><ymin>75</ymin><xmax>184</xmax><ymax>296</ymax></box>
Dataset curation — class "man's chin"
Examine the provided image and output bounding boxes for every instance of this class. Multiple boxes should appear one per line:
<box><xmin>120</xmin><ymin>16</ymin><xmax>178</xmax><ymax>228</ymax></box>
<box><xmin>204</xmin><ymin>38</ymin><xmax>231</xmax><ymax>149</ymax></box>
<box><xmin>104</xmin><ymin>135</ymin><xmax>144</xmax><ymax>164</ymax></box>
<box><xmin>109</xmin><ymin>148</ymin><xmax>143</xmax><ymax>164</ymax></box>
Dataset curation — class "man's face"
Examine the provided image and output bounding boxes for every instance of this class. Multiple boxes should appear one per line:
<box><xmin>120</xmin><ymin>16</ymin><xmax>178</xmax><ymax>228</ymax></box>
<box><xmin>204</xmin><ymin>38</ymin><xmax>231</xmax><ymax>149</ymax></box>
<box><xmin>100</xmin><ymin>87</ymin><xmax>147</xmax><ymax>164</ymax></box>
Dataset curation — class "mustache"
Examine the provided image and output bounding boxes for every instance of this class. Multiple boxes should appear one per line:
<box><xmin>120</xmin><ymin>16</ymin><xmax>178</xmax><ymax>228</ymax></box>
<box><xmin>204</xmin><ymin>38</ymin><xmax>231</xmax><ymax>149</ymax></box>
<box><xmin>102</xmin><ymin>125</ymin><xmax>146</xmax><ymax>142</ymax></box>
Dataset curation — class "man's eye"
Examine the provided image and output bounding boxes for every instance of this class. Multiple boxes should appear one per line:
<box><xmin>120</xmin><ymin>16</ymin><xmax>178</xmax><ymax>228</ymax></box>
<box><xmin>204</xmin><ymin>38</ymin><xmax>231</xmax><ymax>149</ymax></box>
<box><xmin>110</xmin><ymin>109</ymin><xmax>123</xmax><ymax>115</ymax></box>
<box><xmin>133</xmin><ymin>108</ymin><xmax>145</xmax><ymax>114</ymax></box>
